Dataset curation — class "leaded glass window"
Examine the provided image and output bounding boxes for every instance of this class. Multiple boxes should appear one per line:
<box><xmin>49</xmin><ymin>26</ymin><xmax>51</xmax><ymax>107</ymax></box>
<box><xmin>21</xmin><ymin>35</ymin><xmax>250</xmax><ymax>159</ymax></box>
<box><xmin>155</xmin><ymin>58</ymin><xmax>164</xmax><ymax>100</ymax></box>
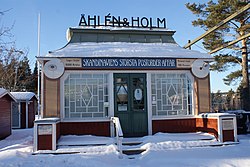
<box><xmin>64</xmin><ymin>73</ymin><xmax>109</xmax><ymax>118</ymax></box>
<box><xmin>151</xmin><ymin>73</ymin><xmax>193</xmax><ymax>117</ymax></box>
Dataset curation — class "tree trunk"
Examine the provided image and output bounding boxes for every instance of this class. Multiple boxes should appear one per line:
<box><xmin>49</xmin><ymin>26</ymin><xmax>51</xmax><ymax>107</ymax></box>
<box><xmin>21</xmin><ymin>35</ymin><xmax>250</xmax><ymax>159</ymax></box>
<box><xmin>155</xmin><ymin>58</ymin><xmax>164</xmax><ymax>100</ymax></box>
<box><xmin>241</xmin><ymin>34</ymin><xmax>250</xmax><ymax>110</ymax></box>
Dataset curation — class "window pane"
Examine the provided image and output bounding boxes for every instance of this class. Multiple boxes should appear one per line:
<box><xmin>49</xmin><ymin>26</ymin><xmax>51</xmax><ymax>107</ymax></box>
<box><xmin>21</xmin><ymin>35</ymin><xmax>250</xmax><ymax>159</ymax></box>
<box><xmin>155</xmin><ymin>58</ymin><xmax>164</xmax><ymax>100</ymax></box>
<box><xmin>70</xmin><ymin>74</ymin><xmax>81</xmax><ymax>78</ymax></box>
<box><xmin>178</xmin><ymin>110</ymin><xmax>187</xmax><ymax>115</ymax></box>
<box><xmin>70</xmin><ymin>102</ymin><xmax>75</xmax><ymax>112</ymax></box>
<box><xmin>116</xmin><ymin>77</ymin><xmax>128</xmax><ymax>112</ymax></box>
<box><xmin>99</xmin><ymin>102</ymin><xmax>104</xmax><ymax>112</ymax></box>
<box><xmin>71</xmin><ymin>113</ymin><xmax>81</xmax><ymax>118</ymax></box>
<box><xmin>168</xmin><ymin>111</ymin><xmax>177</xmax><ymax>115</ymax></box>
<box><xmin>65</xmin><ymin>95</ymin><xmax>69</xmax><ymax>107</ymax></box>
<box><xmin>132</xmin><ymin>77</ymin><xmax>145</xmax><ymax>111</ymax></box>
<box><xmin>65</xmin><ymin>108</ymin><xmax>69</xmax><ymax>118</ymax></box>
<box><xmin>93</xmin><ymin>113</ymin><xmax>103</xmax><ymax>117</ymax></box>
<box><xmin>152</xmin><ymin>106</ymin><xmax>157</xmax><ymax>116</ymax></box>
<box><xmin>82</xmin><ymin>113</ymin><xmax>92</xmax><ymax>118</ymax></box>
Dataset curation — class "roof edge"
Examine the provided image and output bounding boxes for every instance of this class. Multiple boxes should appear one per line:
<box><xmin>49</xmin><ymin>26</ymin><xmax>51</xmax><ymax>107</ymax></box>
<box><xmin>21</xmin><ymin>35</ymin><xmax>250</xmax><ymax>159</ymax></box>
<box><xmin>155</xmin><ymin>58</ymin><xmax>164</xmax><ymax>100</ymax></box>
<box><xmin>0</xmin><ymin>90</ymin><xmax>17</xmax><ymax>102</ymax></box>
<box><xmin>10</xmin><ymin>92</ymin><xmax>38</xmax><ymax>101</ymax></box>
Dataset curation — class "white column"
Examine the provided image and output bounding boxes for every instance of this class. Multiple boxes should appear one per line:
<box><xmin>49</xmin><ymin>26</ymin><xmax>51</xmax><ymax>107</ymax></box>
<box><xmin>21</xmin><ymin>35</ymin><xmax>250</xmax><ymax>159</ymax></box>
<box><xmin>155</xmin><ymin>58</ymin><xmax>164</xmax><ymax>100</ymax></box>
<box><xmin>18</xmin><ymin>102</ymin><xmax>21</xmax><ymax>128</ymax></box>
<box><xmin>217</xmin><ymin>117</ymin><xmax>223</xmax><ymax>142</ymax></box>
<box><xmin>26</xmin><ymin>101</ymin><xmax>29</xmax><ymax>128</ymax></box>
<box><xmin>147</xmin><ymin>73</ymin><xmax>152</xmax><ymax>135</ymax></box>
<box><xmin>109</xmin><ymin>73</ymin><xmax>115</xmax><ymax>137</ymax></box>
<box><xmin>33</xmin><ymin>123</ymin><xmax>38</xmax><ymax>152</ymax></box>
<box><xmin>52</xmin><ymin>123</ymin><xmax>57</xmax><ymax>151</ymax></box>
<box><xmin>233</xmin><ymin>116</ymin><xmax>238</xmax><ymax>142</ymax></box>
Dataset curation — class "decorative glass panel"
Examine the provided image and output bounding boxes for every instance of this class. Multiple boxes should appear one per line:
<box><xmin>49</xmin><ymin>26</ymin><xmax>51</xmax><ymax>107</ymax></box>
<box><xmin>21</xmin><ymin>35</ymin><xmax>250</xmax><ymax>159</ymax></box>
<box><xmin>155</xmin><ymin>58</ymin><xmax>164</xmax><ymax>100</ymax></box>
<box><xmin>64</xmin><ymin>73</ymin><xmax>109</xmax><ymax>118</ymax></box>
<box><xmin>116</xmin><ymin>77</ymin><xmax>128</xmax><ymax>112</ymax></box>
<box><xmin>132</xmin><ymin>77</ymin><xmax>145</xmax><ymax>111</ymax></box>
<box><xmin>151</xmin><ymin>73</ymin><xmax>193</xmax><ymax>117</ymax></box>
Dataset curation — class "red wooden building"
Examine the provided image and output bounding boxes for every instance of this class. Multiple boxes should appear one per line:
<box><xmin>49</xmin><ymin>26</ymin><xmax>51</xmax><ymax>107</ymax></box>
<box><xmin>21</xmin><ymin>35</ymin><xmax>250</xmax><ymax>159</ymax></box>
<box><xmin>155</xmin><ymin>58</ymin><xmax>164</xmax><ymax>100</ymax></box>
<box><xmin>0</xmin><ymin>88</ymin><xmax>16</xmax><ymax>139</ymax></box>
<box><xmin>11</xmin><ymin>92</ymin><xmax>38</xmax><ymax>129</ymax></box>
<box><xmin>34</xmin><ymin>16</ymin><xmax>238</xmax><ymax>151</ymax></box>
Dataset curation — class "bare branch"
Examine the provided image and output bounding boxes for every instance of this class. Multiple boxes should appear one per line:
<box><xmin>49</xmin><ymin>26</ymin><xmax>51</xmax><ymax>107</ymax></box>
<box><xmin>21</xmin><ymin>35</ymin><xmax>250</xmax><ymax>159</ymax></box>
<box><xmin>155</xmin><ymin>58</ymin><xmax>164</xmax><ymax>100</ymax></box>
<box><xmin>229</xmin><ymin>20</ymin><xmax>239</xmax><ymax>29</ymax></box>
<box><xmin>0</xmin><ymin>9</ymin><xmax>13</xmax><ymax>16</ymax></box>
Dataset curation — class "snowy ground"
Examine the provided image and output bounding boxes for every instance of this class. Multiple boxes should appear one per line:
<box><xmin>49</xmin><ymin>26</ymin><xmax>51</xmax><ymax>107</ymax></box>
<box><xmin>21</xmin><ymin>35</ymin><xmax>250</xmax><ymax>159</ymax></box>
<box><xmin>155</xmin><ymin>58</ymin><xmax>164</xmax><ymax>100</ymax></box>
<box><xmin>0</xmin><ymin>129</ymin><xmax>250</xmax><ymax>167</ymax></box>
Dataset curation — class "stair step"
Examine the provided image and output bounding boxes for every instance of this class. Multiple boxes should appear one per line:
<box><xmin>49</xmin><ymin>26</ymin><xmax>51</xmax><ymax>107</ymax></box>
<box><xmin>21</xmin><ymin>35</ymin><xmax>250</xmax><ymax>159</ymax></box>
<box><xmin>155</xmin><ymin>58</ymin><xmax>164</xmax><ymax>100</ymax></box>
<box><xmin>33</xmin><ymin>151</ymin><xmax>80</xmax><ymax>155</ymax></box>
<box><xmin>122</xmin><ymin>141</ymin><xmax>143</xmax><ymax>146</ymax></box>
<box><xmin>57</xmin><ymin>143</ymin><xmax>107</xmax><ymax>147</ymax></box>
<box><xmin>122</xmin><ymin>138</ymin><xmax>143</xmax><ymax>146</ymax></box>
<box><xmin>122</xmin><ymin>148</ymin><xmax>146</xmax><ymax>155</ymax></box>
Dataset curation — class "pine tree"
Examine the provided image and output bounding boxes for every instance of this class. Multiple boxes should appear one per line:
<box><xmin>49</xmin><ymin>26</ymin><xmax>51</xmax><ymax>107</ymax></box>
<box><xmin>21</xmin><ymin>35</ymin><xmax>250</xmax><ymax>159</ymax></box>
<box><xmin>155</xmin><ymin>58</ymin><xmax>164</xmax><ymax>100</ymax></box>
<box><xmin>186</xmin><ymin>0</ymin><xmax>250</xmax><ymax>110</ymax></box>
<box><xmin>226</xmin><ymin>89</ymin><xmax>235</xmax><ymax>110</ymax></box>
<box><xmin>16</xmin><ymin>55</ymin><xmax>32</xmax><ymax>91</ymax></box>
<box><xmin>31</xmin><ymin>61</ymin><xmax>38</xmax><ymax>93</ymax></box>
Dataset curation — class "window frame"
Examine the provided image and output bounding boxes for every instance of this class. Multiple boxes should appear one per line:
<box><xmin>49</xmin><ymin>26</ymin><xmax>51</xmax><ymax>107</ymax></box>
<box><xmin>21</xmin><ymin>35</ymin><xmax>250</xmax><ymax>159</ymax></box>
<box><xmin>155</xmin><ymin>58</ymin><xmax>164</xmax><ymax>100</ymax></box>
<box><xmin>150</xmin><ymin>71</ymin><xmax>194</xmax><ymax>118</ymax></box>
<box><xmin>60</xmin><ymin>71</ymin><xmax>112</xmax><ymax>122</ymax></box>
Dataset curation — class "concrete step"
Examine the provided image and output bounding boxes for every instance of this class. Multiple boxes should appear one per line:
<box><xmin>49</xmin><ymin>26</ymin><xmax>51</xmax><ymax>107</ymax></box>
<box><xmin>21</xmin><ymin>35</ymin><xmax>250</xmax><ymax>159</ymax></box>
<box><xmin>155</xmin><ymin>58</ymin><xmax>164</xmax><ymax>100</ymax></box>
<box><xmin>122</xmin><ymin>148</ymin><xmax>146</xmax><ymax>155</ymax></box>
<box><xmin>122</xmin><ymin>137</ymin><xmax>143</xmax><ymax>146</ymax></box>
<box><xmin>121</xmin><ymin>138</ymin><xmax>146</xmax><ymax>156</ymax></box>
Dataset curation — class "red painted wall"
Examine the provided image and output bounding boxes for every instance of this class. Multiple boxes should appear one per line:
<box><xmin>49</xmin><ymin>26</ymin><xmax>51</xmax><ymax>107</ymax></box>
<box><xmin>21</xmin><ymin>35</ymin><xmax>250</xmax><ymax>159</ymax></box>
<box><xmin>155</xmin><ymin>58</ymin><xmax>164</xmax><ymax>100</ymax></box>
<box><xmin>152</xmin><ymin>118</ymin><xmax>220</xmax><ymax>140</ymax></box>
<box><xmin>58</xmin><ymin>119</ymin><xmax>218</xmax><ymax>138</ymax></box>
<box><xmin>20</xmin><ymin>103</ymin><xmax>26</xmax><ymax>128</ymax></box>
<box><xmin>19</xmin><ymin>97</ymin><xmax>37</xmax><ymax>129</ymax></box>
<box><xmin>38</xmin><ymin>135</ymin><xmax>52</xmax><ymax>150</ymax></box>
<box><xmin>60</xmin><ymin>122</ymin><xmax>110</xmax><ymax>137</ymax></box>
<box><xmin>152</xmin><ymin>118</ymin><xmax>196</xmax><ymax>134</ymax></box>
<box><xmin>28</xmin><ymin>97</ymin><xmax>37</xmax><ymax>128</ymax></box>
<box><xmin>196</xmin><ymin>118</ymin><xmax>218</xmax><ymax>138</ymax></box>
<box><xmin>222</xmin><ymin>130</ymin><xmax>234</xmax><ymax>142</ymax></box>
<box><xmin>0</xmin><ymin>95</ymin><xmax>12</xmax><ymax>139</ymax></box>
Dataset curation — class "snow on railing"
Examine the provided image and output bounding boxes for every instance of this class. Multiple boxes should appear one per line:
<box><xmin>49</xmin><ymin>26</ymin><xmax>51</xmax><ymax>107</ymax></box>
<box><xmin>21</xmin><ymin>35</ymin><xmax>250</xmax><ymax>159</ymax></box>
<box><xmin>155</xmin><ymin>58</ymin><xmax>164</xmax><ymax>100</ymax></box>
<box><xmin>111</xmin><ymin>117</ymin><xmax>123</xmax><ymax>159</ymax></box>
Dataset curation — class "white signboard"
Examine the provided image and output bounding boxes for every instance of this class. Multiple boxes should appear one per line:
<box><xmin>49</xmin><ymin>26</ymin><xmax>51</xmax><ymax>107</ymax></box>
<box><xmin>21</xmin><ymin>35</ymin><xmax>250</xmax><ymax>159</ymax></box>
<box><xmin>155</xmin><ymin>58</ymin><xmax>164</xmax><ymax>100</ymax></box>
<box><xmin>134</xmin><ymin>88</ymin><xmax>143</xmax><ymax>100</ymax></box>
<box><xmin>222</xmin><ymin>119</ymin><xmax>234</xmax><ymax>130</ymax></box>
<box><xmin>61</xmin><ymin>58</ymin><xmax>82</xmax><ymax>68</ymax></box>
<box><xmin>177</xmin><ymin>59</ymin><xmax>194</xmax><ymax>68</ymax></box>
<box><xmin>38</xmin><ymin>125</ymin><xmax>52</xmax><ymax>135</ymax></box>
<box><xmin>118</xmin><ymin>104</ymin><xmax>127</xmax><ymax>111</ymax></box>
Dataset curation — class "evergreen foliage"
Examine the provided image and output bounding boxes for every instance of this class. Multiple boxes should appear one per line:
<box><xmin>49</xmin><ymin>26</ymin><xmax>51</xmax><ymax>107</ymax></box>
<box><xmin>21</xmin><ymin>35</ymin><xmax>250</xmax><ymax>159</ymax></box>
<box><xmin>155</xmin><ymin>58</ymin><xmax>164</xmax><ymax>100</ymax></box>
<box><xmin>186</xmin><ymin>0</ymin><xmax>250</xmax><ymax>110</ymax></box>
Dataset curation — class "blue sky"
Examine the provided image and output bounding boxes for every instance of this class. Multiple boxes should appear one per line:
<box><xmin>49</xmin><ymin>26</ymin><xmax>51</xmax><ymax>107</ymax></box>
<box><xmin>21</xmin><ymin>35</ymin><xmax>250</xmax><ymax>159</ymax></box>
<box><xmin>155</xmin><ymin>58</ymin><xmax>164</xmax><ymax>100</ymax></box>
<box><xmin>1</xmin><ymin>0</ymin><xmax>238</xmax><ymax>92</ymax></box>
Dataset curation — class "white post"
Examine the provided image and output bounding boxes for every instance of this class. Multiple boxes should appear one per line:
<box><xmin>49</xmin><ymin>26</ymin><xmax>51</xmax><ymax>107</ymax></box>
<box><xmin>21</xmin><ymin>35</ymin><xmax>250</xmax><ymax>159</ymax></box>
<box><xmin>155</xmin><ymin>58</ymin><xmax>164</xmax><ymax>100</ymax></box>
<box><xmin>233</xmin><ymin>116</ymin><xmax>238</xmax><ymax>142</ymax></box>
<box><xmin>147</xmin><ymin>73</ymin><xmax>152</xmax><ymax>135</ymax></box>
<box><xmin>33</xmin><ymin>123</ymin><xmax>38</xmax><ymax>152</ymax></box>
<box><xmin>52</xmin><ymin>123</ymin><xmax>57</xmax><ymax>151</ymax></box>
<box><xmin>37</xmin><ymin>13</ymin><xmax>41</xmax><ymax>119</ymax></box>
<box><xmin>26</xmin><ymin>101</ymin><xmax>29</xmax><ymax>128</ymax></box>
<box><xmin>111</xmin><ymin>117</ymin><xmax>123</xmax><ymax>159</ymax></box>
<box><xmin>218</xmin><ymin>117</ymin><xmax>223</xmax><ymax>142</ymax></box>
<box><xmin>18</xmin><ymin>102</ymin><xmax>21</xmax><ymax>128</ymax></box>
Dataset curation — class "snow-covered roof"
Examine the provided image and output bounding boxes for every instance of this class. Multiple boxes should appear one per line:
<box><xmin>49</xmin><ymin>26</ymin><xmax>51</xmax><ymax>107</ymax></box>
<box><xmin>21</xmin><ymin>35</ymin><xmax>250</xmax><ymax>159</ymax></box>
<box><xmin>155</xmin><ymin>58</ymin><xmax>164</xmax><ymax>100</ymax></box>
<box><xmin>34</xmin><ymin>117</ymin><xmax>60</xmax><ymax>123</ymax></box>
<box><xmin>10</xmin><ymin>92</ymin><xmax>37</xmax><ymax>101</ymax></box>
<box><xmin>198</xmin><ymin>113</ymin><xmax>236</xmax><ymax>118</ymax></box>
<box><xmin>71</xmin><ymin>26</ymin><xmax>174</xmax><ymax>32</ymax></box>
<box><xmin>0</xmin><ymin>88</ymin><xmax>7</xmax><ymax>97</ymax></box>
<box><xmin>43</xmin><ymin>42</ymin><xmax>212</xmax><ymax>59</ymax></box>
<box><xmin>0</xmin><ymin>88</ymin><xmax>16</xmax><ymax>101</ymax></box>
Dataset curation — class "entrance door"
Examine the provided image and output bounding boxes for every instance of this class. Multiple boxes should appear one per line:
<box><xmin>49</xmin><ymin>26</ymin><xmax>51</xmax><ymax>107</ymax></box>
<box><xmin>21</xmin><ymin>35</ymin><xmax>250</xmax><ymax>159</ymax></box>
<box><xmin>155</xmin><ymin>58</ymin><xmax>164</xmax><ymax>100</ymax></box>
<box><xmin>12</xmin><ymin>102</ymin><xmax>20</xmax><ymax>128</ymax></box>
<box><xmin>114</xmin><ymin>73</ymin><xmax>148</xmax><ymax>137</ymax></box>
